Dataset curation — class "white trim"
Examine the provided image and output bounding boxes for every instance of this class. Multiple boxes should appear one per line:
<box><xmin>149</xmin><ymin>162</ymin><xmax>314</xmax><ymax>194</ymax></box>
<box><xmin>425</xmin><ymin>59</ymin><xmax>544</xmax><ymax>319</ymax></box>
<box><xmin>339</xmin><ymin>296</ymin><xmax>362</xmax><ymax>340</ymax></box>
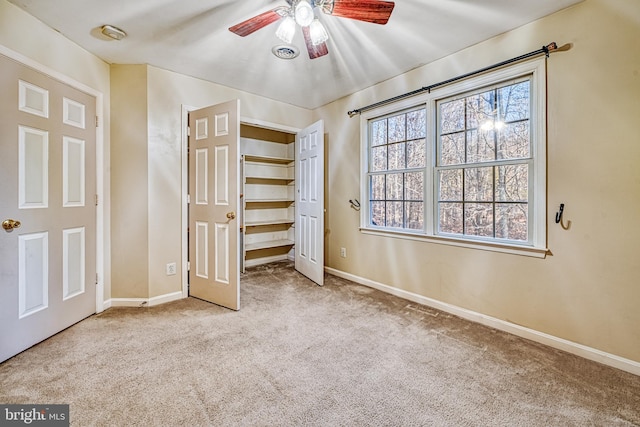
<box><xmin>325</xmin><ymin>266</ymin><xmax>640</xmax><ymax>377</ymax></box>
<box><xmin>108</xmin><ymin>291</ymin><xmax>183</xmax><ymax>308</ymax></box>
<box><xmin>245</xmin><ymin>254</ymin><xmax>290</xmax><ymax>268</ymax></box>
<box><xmin>181</xmin><ymin>105</ymin><xmax>194</xmax><ymax>299</ymax></box>
<box><xmin>0</xmin><ymin>44</ymin><xmax>106</xmax><ymax>314</ymax></box>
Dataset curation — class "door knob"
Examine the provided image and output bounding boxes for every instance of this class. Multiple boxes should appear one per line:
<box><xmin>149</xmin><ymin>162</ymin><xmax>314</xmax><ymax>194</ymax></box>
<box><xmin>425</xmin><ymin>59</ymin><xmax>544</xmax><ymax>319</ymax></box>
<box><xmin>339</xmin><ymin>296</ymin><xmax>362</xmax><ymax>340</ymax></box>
<box><xmin>226</xmin><ymin>212</ymin><xmax>236</xmax><ymax>220</ymax></box>
<box><xmin>2</xmin><ymin>219</ymin><xmax>21</xmax><ymax>231</ymax></box>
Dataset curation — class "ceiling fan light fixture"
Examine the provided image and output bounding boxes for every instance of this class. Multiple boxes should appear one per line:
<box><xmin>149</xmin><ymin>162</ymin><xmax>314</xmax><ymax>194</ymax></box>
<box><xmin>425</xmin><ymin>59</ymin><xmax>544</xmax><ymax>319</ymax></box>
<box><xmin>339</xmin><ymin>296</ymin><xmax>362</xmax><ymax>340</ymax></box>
<box><xmin>294</xmin><ymin>0</ymin><xmax>315</xmax><ymax>27</ymax></box>
<box><xmin>309</xmin><ymin>18</ymin><xmax>328</xmax><ymax>46</ymax></box>
<box><xmin>276</xmin><ymin>16</ymin><xmax>296</xmax><ymax>44</ymax></box>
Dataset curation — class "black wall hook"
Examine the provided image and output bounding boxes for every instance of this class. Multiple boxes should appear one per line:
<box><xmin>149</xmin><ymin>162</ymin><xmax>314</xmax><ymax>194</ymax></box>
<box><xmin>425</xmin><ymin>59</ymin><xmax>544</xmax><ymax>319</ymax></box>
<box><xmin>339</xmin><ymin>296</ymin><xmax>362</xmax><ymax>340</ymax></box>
<box><xmin>555</xmin><ymin>203</ymin><xmax>564</xmax><ymax>224</ymax></box>
<box><xmin>349</xmin><ymin>199</ymin><xmax>361</xmax><ymax>211</ymax></box>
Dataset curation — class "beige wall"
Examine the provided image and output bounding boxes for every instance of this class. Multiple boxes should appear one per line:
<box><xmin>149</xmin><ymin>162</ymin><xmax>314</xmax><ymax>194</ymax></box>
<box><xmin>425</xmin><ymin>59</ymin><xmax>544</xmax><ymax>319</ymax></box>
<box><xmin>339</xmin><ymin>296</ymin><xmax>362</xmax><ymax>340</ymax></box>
<box><xmin>0</xmin><ymin>0</ymin><xmax>112</xmax><ymax>302</ymax></box>
<box><xmin>110</xmin><ymin>65</ymin><xmax>149</xmax><ymax>299</ymax></box>
<box><xmin>111</xmin><ymin>64</ymin><xmax>313</xmax><ymax>299</ymax></box>
<box><xmin>317</xmin><ymin>0</ymin><xmax>640</xmax><ymax>363</ymax></box>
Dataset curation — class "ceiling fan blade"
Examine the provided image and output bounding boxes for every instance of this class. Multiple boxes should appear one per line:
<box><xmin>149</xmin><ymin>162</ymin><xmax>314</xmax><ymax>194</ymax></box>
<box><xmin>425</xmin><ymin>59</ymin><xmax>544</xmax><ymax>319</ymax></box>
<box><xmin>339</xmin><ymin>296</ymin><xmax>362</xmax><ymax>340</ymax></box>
<box><xmin>325</xmin><ymin>0</ymin><xmax>395</xmax><ymax>25</ymax></box>
<box><xmin>302</xmin><ymin>26</ymin><xmax>329</xmax><ymax>59</ymax></box>
<box><xmin>229</xmin><ymin>9</ymin><xmax>282</xmax><ymax>37</ymax></box>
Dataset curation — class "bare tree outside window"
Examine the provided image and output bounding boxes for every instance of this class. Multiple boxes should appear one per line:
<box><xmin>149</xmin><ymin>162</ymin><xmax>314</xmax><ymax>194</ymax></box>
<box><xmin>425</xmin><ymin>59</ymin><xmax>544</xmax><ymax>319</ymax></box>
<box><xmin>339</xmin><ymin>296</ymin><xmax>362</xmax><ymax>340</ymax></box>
<box><xmin>437</xmin><ymin>80</ymin><xmax>531</xmax><ymax>242</ymax></box>
<box><xmin>368</xmin><ymin>108</ymin><xmax>426</xmax><ymax>230</ymax></box>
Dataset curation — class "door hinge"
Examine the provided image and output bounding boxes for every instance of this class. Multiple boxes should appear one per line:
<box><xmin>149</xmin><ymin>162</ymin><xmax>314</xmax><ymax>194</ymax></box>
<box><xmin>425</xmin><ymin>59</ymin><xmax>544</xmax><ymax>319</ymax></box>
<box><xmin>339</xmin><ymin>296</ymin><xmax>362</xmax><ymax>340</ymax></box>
<box><xmin>187</xmin><ymin>261</ymin><xmax>191</xmax><ymax>271</ymax></box>
<box><xmin>96</xmin><ymin>116</ymin><xmax>99</xmax><ymax>128</ymax></box>
<box><xmin>95</xmin><ymin>273</ymin><xmax>99</xmax><ymax>285</ymax></box>
<box><xmin>187</xmin><ymin>126</ymin><xmax>191</xmax><ymax>137</ymax></box>
<box><xmin>95</xmin><ymin>194</ymin><xmax>99</xmax><ymax>206</ymax></box>
<box><xmin>187</xmin><ymin>194</ymin><xmax>191</xmax><ymax>204</ymax></box>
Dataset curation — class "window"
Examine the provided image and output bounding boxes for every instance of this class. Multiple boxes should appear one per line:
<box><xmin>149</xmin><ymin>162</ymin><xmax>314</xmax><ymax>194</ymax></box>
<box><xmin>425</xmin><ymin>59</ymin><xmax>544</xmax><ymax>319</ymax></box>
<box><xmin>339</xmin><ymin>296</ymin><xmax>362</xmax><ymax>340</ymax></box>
<box><xmin>368</xmin><ymin>108</ymin><xmax>426</xmax><ymax>230</ymax></box>
<box><xmin>360</xmin><ymin>59</ymin><xmax>546</xmax><ymax>256</ymax></box>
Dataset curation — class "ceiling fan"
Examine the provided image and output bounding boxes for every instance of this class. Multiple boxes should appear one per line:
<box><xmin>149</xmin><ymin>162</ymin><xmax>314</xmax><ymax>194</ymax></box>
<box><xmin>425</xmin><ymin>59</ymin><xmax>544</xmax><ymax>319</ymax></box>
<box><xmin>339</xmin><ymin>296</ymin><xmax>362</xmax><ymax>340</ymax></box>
<box><xmin>229</xmin><ymin>0</ymin><xmax>395</xmax><ymax>59</ymax></box>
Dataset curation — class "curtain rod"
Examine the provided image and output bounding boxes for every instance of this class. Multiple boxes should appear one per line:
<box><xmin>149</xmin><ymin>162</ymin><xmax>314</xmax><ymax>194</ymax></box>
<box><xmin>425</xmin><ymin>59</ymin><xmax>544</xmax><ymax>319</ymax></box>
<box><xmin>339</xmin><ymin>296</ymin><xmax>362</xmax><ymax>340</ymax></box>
<box><xmin>347</xmin><ymin>42</ymin><xmax>564</xmax><ymax>118</ymax></box>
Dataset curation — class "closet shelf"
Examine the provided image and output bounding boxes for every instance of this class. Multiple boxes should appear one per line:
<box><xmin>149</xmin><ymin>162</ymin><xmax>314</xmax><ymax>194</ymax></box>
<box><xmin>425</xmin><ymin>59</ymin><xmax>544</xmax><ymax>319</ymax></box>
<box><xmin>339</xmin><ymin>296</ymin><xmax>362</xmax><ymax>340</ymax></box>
<box><xmin>245</xmin><ymin>198</ymin><xmax>294</xmax><ymax>203</ymax></box>
<box><xmin>244</xmin><ymin>155</ymin><xmax>294</xmax><ymax>164</ymax></box>
<box><xmin>245</xmin><ymin>239</ymin><xmax>294</xmax><ymax>251</ymax></box>
<box><xmin>245</xmin><ymin>219</ymin><xmax>294</xmax><ymax>227</ymax></box>
<box><xmin>245</xmin><ymin>176</ymin><xmax>294</xmax><ymax>183</ymax></box>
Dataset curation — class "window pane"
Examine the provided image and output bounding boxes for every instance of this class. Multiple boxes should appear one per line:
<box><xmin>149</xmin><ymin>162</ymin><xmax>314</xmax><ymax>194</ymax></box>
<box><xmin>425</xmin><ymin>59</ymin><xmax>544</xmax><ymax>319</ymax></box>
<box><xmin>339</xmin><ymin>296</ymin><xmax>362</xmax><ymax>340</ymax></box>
<box><xmin>464</xmin><ymin>167</ymin><xmax>493</xmax><ymax>201</ymax></box>
<box><xmin>371</xmin><ymin>146</ymin><xmax>387</xmax><ymax>172</ymax></box>
<box><xmin>466</xmin><ymin>91</ymin><xmax>494</xmax><ymax>130</ymax></box>
<box><xmin>371</xmin><ymin>201</ymin><xmax>385</xmax><ymax>227</ymax></box>
<box><xmin>464</xmin><ymin>203</ymin><xmax>494</xmax><ymax>237</ymax></box>
<box><xmin>495</xmin><ymin>165</ymin><xmax>528</xmax><ymax>202</ymax></box>
<box><xmin>386</xmin><ymin>173</ymin><xmax>403</xmax><ymax>200</ymax></box>
<box><xmin>496</xmin><ymin>203</ymin><xmax>528</xmax><ymax>241</ymax></box>
<box><xmin>405</xmin><ymin>202</ymin><xmax>424</xmax><ymax>230</ymax></box>
<box><xmin>371</xmin><ymin>119</ymin><xmax>387</xmax><ymax>147</ymax></box>
<box><xmin>386</xmin><ymin>202</ymin><xmax>403</xmax><ymax>228</ymax></box>
<box><xmin>388</xmin><ymin>114</ymin><xmax>406</xmax><ymax>143</ymax></box>
<box><xmin>407</xmin><ymin>138</ymin><xmax>425</xmax><ymax>168</ymax></box>
<box><xmin>440</xmin><ymin>132</ymin><xmax>465</xmax><ymax>166</ymax></box>
<box><xmin>440</xmin><ymin>99</ymin><xmax>465</xmax><ymax>134</ymax></box>
<box><xmin>467</xmin><ymin>129</ymin><xmax>495</xmax><ymax>163</ymax></box>
<box><xmin>370</xmin><ymin>175</ymin><xmax>385</xmax><ymax>200</ymax></box>
<box><xmin>498</xmin><ymin>81</ymin><xmax>530</xmax><ymax>122</ymax></box>
<box><xmin>407</xmin><ymin>109</ymin><xmax>426</xmax><ymax>140</ymax></box>
<box><xmin>439</xmin><ymin>202</ymin><xmax>463</xmax><ymax>234</ymax></box>
<box><xmin>388</xmin><ymin>142</ymin><xmax>405</xmax><ymax>170</ymax></box>
<box><xmin>497</xmin><ymin>121</ymin><xmax>530</xmax><ymax>160</ymax></box>
<box><xmin>405</xmin><ymin>172</ymin><xmax>423</xmax><ymax>201</ymax></box>
<box><xmin>439</xmin><ymin>169</ymin><xmax>462</xmax><ymax>201</ymax></box>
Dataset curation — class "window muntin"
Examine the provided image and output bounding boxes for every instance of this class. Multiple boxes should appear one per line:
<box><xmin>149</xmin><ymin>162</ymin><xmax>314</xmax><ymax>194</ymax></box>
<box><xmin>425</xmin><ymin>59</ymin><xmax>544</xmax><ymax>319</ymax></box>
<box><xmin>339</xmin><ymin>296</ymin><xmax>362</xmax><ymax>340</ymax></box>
<box><xmin>368</xmin><ymin>108</ymin><xmax>426</xmax><ymax>230</ymax></box>
<box><xmin>436</xmin><ymin>79</ymin><xmax>532</xmax><ymax>243</ymax></box>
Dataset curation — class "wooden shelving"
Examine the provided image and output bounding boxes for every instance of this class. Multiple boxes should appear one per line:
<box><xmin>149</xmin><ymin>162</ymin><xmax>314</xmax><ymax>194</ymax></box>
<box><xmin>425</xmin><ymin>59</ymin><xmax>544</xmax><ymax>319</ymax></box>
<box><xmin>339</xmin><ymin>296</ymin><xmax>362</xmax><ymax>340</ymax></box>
<box><xmin>241</xmin><ymin>130</ymin><xmax>295</xmax><ymax>270</ymax></box>
<box><xmin>245</xmin><ymin>239</ymin><xmax>295</xmax><ymax>252</ymax></box>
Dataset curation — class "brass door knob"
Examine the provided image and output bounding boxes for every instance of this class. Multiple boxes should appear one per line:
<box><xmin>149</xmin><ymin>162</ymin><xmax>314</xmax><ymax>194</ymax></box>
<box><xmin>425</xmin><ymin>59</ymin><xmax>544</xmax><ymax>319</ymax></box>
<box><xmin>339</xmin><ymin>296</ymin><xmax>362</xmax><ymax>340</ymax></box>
<box><xmin>2</xmin><ymin>219</ymin><xmax>21</xmax><ymax>231</ymax></box>
<box><xmin>226</xmin><ymin>212</ymin><xmax>236</xmax><ymax>220</ymax></box>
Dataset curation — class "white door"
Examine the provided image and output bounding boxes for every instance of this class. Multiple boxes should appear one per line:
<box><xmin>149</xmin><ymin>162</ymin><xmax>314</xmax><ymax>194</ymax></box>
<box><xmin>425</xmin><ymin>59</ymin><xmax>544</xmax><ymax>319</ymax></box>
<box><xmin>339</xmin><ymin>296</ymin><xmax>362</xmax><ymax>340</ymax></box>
<box><xmin>0</xmin><ymin>53</ymin><xmax>97</xmax><ymax>362</ymax></box>
<box><xmin>295</xmin><ymin>120</ymin><xmax>324</xmax><ymax>285</ymax></box>
<box><xmin>188</xmin><ymin>100</ymin><xmax>241</xmax><ymax>310</ymax></box>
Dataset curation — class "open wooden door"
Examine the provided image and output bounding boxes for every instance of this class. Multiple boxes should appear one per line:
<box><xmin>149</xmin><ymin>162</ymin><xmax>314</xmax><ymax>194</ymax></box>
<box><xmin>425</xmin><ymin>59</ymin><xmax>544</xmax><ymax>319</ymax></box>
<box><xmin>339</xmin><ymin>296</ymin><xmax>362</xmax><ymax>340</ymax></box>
<box><xmin>188</xmin><ymin>100</ymin><xmax>241</xmax><ymax>310</ymax></box>
<box><xmin>295</xmin><ymin>120</ymin><xmax>324</xmax><ymax>285</ymax></box>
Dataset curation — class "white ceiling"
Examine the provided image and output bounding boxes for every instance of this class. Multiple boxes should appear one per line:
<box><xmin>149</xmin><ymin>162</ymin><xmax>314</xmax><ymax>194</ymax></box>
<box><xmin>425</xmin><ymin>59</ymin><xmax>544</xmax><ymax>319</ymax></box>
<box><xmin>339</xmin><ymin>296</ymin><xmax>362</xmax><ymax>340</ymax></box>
<box><xmin>9</xmin><ymin>0</ymin><xmax>582</xmax><ymax>109</ymax></box>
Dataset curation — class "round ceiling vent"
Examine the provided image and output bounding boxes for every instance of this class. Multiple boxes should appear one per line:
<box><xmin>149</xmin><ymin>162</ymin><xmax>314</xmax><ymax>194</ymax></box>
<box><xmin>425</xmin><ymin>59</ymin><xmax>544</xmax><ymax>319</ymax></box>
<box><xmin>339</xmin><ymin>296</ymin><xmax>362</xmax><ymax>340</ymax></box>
<box><xmin>272</xmin><ymin>45</ymin><xmax>300</xmax><ymax>60</ymax></box>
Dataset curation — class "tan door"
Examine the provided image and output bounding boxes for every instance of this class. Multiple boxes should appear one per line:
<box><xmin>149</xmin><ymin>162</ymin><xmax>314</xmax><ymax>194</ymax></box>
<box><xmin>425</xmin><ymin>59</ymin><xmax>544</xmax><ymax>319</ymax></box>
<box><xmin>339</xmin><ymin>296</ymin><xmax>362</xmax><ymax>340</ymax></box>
<box><xmin>295</xmin><ymin>120</ymin><xmax>324</xmax><ymax>285</ymax></box>
<box><xmin>0</xmin><ymin>54</ymin><xmax>97</xmax><ymax>362</ymax></box>
<box><xmin>188</xmin><ymin>100</ymin><xmax>241</xmax><ymax>310</ymax></box>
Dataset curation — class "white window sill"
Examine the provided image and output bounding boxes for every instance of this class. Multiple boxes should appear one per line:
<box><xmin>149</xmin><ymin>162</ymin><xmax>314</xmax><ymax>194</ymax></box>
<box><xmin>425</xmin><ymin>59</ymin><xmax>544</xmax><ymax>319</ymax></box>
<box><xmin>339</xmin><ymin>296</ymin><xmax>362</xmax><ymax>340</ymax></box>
<box><xmin>360</xmin><ymin>227</ymin><xmax>548</xmax><ymax>259</ymax></box>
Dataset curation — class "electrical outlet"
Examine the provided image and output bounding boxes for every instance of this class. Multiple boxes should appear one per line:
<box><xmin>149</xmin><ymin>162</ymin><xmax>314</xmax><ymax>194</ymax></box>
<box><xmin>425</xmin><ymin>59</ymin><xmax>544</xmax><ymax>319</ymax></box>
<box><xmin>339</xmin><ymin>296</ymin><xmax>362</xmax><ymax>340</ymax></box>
<box><xmin>340</xmin><ymin>247</ymin><xmax>347</xmax><ymax>258</ymax></box>
<box><xmin>166</xmin><ymin>262</ymin><xmax>177</xmax><ymax>276</ymax></box>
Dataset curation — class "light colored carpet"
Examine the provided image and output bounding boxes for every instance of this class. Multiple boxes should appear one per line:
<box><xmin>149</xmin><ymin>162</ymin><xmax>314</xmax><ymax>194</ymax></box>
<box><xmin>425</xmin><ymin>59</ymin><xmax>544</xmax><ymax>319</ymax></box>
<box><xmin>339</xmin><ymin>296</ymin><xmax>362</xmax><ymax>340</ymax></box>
<box><xmin>1</xmin><ymin>261</ymin><xmax>639</xmax><ymax>426</ymax></box>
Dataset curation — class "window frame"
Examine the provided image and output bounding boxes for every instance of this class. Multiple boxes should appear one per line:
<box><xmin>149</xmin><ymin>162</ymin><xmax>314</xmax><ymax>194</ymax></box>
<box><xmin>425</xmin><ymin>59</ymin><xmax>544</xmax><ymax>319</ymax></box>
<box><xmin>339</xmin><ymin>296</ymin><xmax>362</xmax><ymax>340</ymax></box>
<box><xmin>359</xmin><ymin>58</ymin><xmax>547</xmax><ymax>257</ymax></box>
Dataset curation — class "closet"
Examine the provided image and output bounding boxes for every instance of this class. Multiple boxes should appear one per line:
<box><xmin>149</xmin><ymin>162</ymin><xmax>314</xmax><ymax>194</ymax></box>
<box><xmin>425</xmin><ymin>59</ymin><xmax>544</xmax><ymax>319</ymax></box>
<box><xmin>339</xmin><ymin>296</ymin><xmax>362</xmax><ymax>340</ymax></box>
<box><xmin>240</xmin><ymin>124</ymin><xmax>296</xmax><ymax>271</ymax></box>
<box><xmin>188</xmin><ymin>99</ymin><xmax>324</xmax><ymax>311</ymax></box>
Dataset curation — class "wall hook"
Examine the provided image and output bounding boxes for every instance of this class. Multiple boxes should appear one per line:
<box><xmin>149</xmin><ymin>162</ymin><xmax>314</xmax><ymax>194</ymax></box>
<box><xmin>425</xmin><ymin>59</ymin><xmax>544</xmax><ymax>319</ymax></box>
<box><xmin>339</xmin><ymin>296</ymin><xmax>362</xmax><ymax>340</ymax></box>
<box><xmin>555</xmin><ymin>203</ymin><xmax>564</xmax><ymax>224</ymax></box>
<box><xmin>349</xmin><ymin>199</ymin><xmax>361</xmax><ymax>211</ymax></box>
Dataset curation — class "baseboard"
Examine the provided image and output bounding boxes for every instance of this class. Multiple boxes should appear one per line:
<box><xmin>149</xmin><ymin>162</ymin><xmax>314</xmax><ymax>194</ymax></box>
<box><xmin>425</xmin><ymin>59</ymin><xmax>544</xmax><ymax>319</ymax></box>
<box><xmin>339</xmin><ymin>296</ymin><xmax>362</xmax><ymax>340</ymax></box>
<box><xmin>107</xmin><ymin>291</ymin><xmax>184</xmax><ymax>308</ymax></box>
<box><xmin>325</xmin><ymin>267</ymin><xmax>640</xmax><ymax>377</ymax></box>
